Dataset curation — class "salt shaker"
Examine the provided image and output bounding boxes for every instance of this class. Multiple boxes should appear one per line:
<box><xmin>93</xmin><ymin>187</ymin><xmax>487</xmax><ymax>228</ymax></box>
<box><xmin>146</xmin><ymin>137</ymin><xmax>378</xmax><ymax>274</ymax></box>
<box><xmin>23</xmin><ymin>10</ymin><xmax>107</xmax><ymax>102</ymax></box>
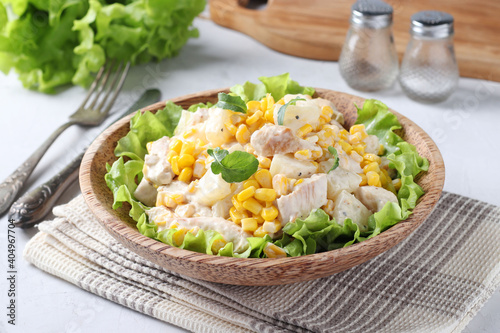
<box><xmin>339</xmin><ymin>0</ymin><xmax>398</xmax><ymax>91</ymax></box>
<box><xmin>399</xmin><ymin>11</ymin><xmax>459</xmax><ymax>103</ymax></box>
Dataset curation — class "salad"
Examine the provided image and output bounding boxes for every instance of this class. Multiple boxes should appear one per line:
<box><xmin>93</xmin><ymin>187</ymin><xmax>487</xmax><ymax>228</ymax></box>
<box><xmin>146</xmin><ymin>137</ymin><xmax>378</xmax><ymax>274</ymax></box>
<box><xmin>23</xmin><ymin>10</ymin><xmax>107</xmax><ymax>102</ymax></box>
<box><xmin>105</xmin><ymin>73</ymin><xmax>428</xmax><ymax>258</ymax></box>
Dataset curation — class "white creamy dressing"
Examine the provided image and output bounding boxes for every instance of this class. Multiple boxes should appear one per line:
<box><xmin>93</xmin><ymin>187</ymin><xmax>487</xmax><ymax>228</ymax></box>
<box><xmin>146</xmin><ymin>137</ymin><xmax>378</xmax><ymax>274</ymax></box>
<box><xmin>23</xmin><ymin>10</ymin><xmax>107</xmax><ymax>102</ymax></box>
<box><xmin>139</xmin><ymin>95</ymin><xmax>397</xmax><ymax>245</ymax></box>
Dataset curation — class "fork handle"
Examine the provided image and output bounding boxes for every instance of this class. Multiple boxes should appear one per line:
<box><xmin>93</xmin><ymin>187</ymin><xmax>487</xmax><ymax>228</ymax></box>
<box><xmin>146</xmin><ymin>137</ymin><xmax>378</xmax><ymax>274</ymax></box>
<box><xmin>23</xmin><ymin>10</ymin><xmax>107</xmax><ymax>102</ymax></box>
<box><xmin>0</xmin><ymin>121</ymin><xmax>74</xmax><ymax>215</ymax></box>
<box><xmin>8</xmin><ymin>151</ymin><xmax>82</xmax><ymax>228</ymax></box>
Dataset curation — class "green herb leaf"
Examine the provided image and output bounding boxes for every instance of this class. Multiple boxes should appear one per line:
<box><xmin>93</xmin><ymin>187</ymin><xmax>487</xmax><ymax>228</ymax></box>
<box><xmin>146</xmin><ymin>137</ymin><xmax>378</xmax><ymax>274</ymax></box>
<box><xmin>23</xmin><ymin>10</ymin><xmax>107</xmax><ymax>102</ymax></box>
<box><xmin>277</xmin><ymin>97</ymin><xmax>305</xmax><ymax>125</ymax></box>
<box><xmin>207</xmin><ymin>148</ymin><xmax>259</xmax><ymax>183</ymax></box>
<box><xmin>327</xmin><ymin>146</ymin><xmax>339</xmax><ymax>172</ymax></box>
<box><xmin>214</xmin><ymin>93</ymin><xmax>247</xmax><ymax>113</ymax></box>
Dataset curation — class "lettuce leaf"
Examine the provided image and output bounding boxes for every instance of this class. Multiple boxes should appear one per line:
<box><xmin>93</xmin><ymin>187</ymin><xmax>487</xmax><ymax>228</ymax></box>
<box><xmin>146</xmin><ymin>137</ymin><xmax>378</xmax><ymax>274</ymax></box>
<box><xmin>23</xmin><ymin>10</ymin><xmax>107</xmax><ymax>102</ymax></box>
<box><xmin>104</xmin><ymin>78</ymin><xmax>428</xmax><ymax>258</ymax></box>
<box><xmin>230</xmin><ymin>73</ymin><xmax>315</xmax><ymax>102</ymax></box>
<box><xmin>114</xmin><ymin>101</ymin><xmax>183</xmax><ymax>161</ymax></box>
<box><xmin>0</xmin><ymin>0</ymin><xmax>205</xmax><ymax>93</ymax></box>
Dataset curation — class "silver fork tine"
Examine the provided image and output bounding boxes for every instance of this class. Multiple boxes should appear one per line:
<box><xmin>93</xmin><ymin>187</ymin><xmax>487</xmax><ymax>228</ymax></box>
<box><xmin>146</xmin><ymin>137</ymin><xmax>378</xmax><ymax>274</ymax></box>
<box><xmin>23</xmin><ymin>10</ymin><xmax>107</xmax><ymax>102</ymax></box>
<box><xmin>101</xmin><ymin>62</ymin><xmax>131</xmax><ymax>115</ymax></box>
<box><xmin>97</xmin><ymin>61</ymin><xmax>124</xmax><ymax>112</ymax></box>
<box><xmin>76</xmin><ymin>64</ymin><xmax>107</xmax><ymax>110</ymax></box>
<box><xmin>87</xmin><ymin>59</ymin><xmax>116</xmax><ymax>110</ymax></box>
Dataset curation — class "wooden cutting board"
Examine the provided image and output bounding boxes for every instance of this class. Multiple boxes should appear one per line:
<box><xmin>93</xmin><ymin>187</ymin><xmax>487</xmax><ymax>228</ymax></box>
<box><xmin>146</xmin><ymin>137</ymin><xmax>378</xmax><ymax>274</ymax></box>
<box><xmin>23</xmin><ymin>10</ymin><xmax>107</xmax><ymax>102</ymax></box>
<box><xmin>210</xmin><ymin>0</ymin><xmax>500</xmax><ymax>82</ymax></box>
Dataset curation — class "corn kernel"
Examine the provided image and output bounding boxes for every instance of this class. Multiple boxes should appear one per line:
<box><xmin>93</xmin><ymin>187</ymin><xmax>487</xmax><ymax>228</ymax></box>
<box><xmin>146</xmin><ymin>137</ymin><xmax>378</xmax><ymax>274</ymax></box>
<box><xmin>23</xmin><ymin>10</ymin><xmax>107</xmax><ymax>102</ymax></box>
<box><xmin>339</xmin><ymin>140</ymin><xmax>353</xmax><ymax>154</ymax></box>
<box><xmin>171</xmin><ymin>194</ymin><xmax>185</xmax><ymax>205</ymax></box>
<box><xmin>295</xmin><ymin>179</ymin><xmax>304</xmax><ymax>186</ymax></box>
<box><xmin>246</xmin><ymin>110</ymin><xmax>263</xmax><ymax>125</ymax></box>
<box><xmin>261</xmin><ymin>205</ymin><xmax>279</xmax><ymax>221</ymax></box>
<box><xmin>265</xmin><ymin>109</ymin><xmax>274</xmax><ymax>123</ymax></box>
<box><xmin>166</xmin><ymin>150</ymin><xmax>178</xmax><ymax>163</ymax></box>
<box><xmin>242</xmin><ymin>180</ymin><xmax>259</xmax><ymax>190</ymax></box>
<box><xmin>170</xmin><ymin>156</ymin><xmax>180</xmax><ymax>175</ymax></box>
<box><xmin>253</xmin><ymin>226</ymin><xmax>267</xmax><ymax>238</ymax></box>
<box><xmin>321</xmin><ymin>105</ymin><xmax>334</xmax><ymax>116</ymax></box>
<box><xmin>178</xmin><ymin>154</ymin><xmax>195</xmax><ymax>169</ymax></box>
<box><xmin>242</xmin><ymin>198</ymin><xmax>263</xmax><ymax>215</ymax></box>
<box><xmin>366</xmin><ymin>171</ymin><xmax>380</xmax><ymax>187</ymax></box>
<box><xmin>253</xmin><ymin>214</ymin><xmax>265</xmax><ymax>224</ymax></box>
<box><xmin>170</xmin><ymin>139</ymin><xmax>183</xmax><ymax>154</ymax></box>
<box><xmin>255</xmin><ymin>169</ymin><xmax>272</xmax><ymax>188</ymax></box>
<box><xmin>230</xmin><ymin>206</ymin><xmax>243</xmax><ymax>224</ymax></box>
<box><xmin>379</xmin><ymin>171</ymin><xmax>388</xmax><ymax>186</ymax></box>
<box><xmin>265</xmin><ymin>94</ymin><xmax>275</xmax><ymax>111</ymax></box>
<box><xmin>172</xmin><ymin>229</ymin><xmax>187</xmax><ymax>246</ymax></box>
<box><xmin>260</xmin><ymin>98</ymin><xmax>268</xmax><ymax>111</ymax></box>
<box><xmin>263</xmin><ymin>220</ymin><xmax>282</xmax><ymax>233</ymax></box>
<box><xmin>364</xmin><ymin>153</ymin><xmax>382</xmax><ymax>164</ymax></box>
<box><xmin>393</xmin><ymin>178</ymin><xmax>402</xmax><ymax>190</ymax></box>
<box><xmin>232</xmin><ymin>196</ymin><xmax>244</xmax><ymax>211</ymax></box>
<box><xmin>263</xmin><ymin>243</ymin><xmax>287</xmax><ymax>258</ymax></box>
<box><xmin>247</xmin><ymin>100</ymin><xmax>261</xmax><ymax>111</ymax></box>
<box><xmin>272</xmin><ymin>174</ymin><xmax>288</xmax><ymax>196</ymax></box>
<box><xmin>378</xmin><ymin>144</ymin><xmax>385</xmax><ymax>155</ymax></box>
<box><xmin>353</xmin><ymin>145</ymin><xmax>365</xmax><ymax>156</ymax></box>
<box><xmin>339</xmin><ymin>129</ymin><xmax>349</xmax><ymax>141</ymax></box>
<box><xmin>180</xmin><ymin>141</ymin><xmax>195</xmax><ymax>155</ymax></box>
<box><xmin>349</xmin><ymin>124</ymin><xmax>364</xmax><ymax>133</ymax></box>
<box><xmin>193</xmin><ymin>159</ymin><xmax>206</xmax><ymax>178</ymax></box>
<box><xmin>211</xmin><ymin>239</ymin><xmax>227</xmax><ymax>254</ymax></box>
<box><xmin>241</xmin><ymin>218</ymin><xmax>258</xmax><ymax>232</ymax></box>
<box><xmin>312</xmin><ymin>150</ymin><xmax>323</xmax><ymax>159</ymax></box>
<box><xmin>235</xmin><ymin>124</ymin><xmax>250</xmax><ymax>144</ymax></box>
<box><xmin>237</xmin><ymin>186</ymin><xmax>256</xmax><ymax>201</ymax></box>
<box><xmin>358</xmin><ymin>173</ymin><xmax>368</xmax><ymax>186</ymax></box>
<box><xmin>163</xmin><ymin>195</ymin><xmax>177</xmax><ymax>208</ymax></box>
<box><xmin>155</xmin><ymin>220</ymin><xmax>166</xmax><ymax>227</ymax></box>
<box><xmin>254</xmin><ymin>188</ymin><xmax>277</xmax><ymax>202</ymax></box>
<box><xmin>224</xmin><ymin>122</ymin><xmax>238</xmax><ymax>135</ymax></box>
<box><xmin>182</xmin><ymin>128</ymin><xmax>197</xmax><ymax>139</ymax></box>
<box><xmin>178</xmin><ymin>167</ymin><xmax>193</xmax><ymax>183</ymax></box>
<box><xmin>245</xmin><ymin>145</ymin><xmax>255</xmax><ymax>155</ymax></box>
<box><xmin>295</xmin><ymin>149</ymin><xmax>312</xmax><ymax>160</ymax></box>
<box><xmin>363</xmin><ymin>161</ymin><xmax>380</xmax><ymax>174</ymax></box>
<box><xmin>297</xmin><ymin>124</ymin><xmax>313</xmax><ymax>138</ymax></box>
<box><xmin>258</xmin><ymin>156</ymin><xmax>272</xmax><ymax>169</ymax></box>
<box><xmin>350</xmin><ymin>151</ymin><xmax>363</xmax><ymax>163</ymax></box>
<box><xmin>319</xmin><ymin>113</ymin><xmax>331</xmax><ymax>123</ymax></box>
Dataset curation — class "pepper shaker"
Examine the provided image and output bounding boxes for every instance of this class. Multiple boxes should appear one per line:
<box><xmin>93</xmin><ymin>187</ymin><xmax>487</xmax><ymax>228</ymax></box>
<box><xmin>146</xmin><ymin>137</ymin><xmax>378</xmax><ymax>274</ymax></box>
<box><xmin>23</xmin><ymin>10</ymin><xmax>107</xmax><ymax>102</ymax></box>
<box><xmin>338</xmin><ymin>0</ymin><xmax>398</xmax><ymax>91</ymax></box>
<box><xmin>399</xmin><ymin>11</ymin><xmax>459</xmax><ymax>103</ymax></box>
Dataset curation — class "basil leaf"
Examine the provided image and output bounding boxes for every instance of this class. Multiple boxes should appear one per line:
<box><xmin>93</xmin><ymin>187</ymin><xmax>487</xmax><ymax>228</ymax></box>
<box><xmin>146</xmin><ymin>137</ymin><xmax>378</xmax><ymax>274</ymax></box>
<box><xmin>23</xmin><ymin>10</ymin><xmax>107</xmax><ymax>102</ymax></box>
<box><xmin>328</xmin><ymin>146</ymin><xmax>339</xmax><ymax>172</ymax></box>
<box><xmin>207</xmin><ymin>148</ymin><xmax>259</xmax><ymax>183</ymax></box>
<box><xmin>214</xmin><ymin>93</ymin><xmax>247</xmax><ymax>113</ymax></box>
<box><xmin>277</xmin><ymin>98</ymin><xmax>305</xmax><ymax>125</ymax></box>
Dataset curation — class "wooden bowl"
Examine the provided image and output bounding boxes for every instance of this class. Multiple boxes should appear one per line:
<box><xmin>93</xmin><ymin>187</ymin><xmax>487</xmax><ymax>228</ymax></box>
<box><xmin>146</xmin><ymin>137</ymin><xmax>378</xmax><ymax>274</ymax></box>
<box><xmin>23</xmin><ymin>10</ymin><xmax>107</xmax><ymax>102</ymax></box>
<box><xmin>80</xmin><ymin>88</ymin><xmax>445</xmax><ymax>286</ymax></box>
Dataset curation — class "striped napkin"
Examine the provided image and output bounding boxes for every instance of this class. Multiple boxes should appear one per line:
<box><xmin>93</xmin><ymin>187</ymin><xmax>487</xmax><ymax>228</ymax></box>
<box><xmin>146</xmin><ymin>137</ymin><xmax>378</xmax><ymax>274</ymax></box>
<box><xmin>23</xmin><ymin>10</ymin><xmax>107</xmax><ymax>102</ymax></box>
<box><xmin>24</xmin><ymin>192</ymin><xmax>500</xmax><ymax>333</ymax></box>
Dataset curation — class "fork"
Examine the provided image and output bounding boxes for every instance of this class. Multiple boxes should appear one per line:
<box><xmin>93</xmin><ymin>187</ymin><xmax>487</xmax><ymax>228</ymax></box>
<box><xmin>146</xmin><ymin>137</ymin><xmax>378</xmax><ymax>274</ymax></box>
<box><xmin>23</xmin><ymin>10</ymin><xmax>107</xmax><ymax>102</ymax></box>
<box><xmin>0</xmin><ymin>60</ymin><xmax>130</xmax><ymax>215</ymax></box>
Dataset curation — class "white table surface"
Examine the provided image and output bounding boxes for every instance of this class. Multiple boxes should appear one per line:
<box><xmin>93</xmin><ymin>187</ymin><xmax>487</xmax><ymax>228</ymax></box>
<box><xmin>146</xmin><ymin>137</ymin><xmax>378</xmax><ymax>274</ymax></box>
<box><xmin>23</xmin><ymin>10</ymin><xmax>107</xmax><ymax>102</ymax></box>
<box><xmin>0</xmin><ymin>15</ymin><xmax>499</xmax><ymax>333</ymax></box>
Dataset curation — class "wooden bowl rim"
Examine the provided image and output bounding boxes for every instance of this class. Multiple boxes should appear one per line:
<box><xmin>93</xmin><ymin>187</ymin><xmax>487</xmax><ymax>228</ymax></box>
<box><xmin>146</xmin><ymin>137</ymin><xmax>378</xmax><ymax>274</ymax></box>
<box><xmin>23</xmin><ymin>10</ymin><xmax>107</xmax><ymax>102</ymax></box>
<box><xmin>80</xmin><ymin>87</ymin><xmax>445</xmax><ymax>269</ymax></box>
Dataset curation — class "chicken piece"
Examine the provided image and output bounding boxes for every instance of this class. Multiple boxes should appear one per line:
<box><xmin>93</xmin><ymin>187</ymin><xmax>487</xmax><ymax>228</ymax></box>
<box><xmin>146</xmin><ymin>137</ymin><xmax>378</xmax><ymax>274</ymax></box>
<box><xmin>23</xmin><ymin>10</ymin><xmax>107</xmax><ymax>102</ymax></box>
<box><xmin>133</xmin><ymin>178</ymin><xmax>157</xmax><ymax>207</ymax></box>
<box><xmin>143</xmin><ymin>136</ymin><xmax>174</xmax><ymax>186</ymax></box>
<box><xmin>273</xmin><ymin>100</ymin><xmax>321</xmax><ymax>132</ymax></box>
<box><xmin>354</xmin><ymin>186</ymin><xmax>398</xmax><ymax>213</ymax></box>
<box><xmin>193</xmin><ymin>167</ymin><xmax>232</xmax><ymax>206</ymax></box>
<box><xmin>205</xmin><ymin>107</ymin><xmax>233</xmax><ymax>147</ymax></box>
<box><xmin>326</xmin><ymin>167</ymin><xmax>362</xmax><ymax>200</ymax></box>
<box><xmin>332</xmin><ymin>190</ymin><xmax>372</xmax><ymax>232</ymax></box>
<box><xmin>308</xmin><ymin>97</ymin><xmax>345</xmax><ymax>125</ymax></box>
<box><xmin>212</xmin><ymin>183</ymin><xmax>243</xmax><ymax>219</ymax></box>
<box><xmin>277</xmin><ymin>174</ymin><xmax>328</xmax><ymax>224</ymax></box>
<box><xmin>269</xmin><ymin>154</ymin><xmax>317</xmax><ymax>179</ymax></box>
<box><xmin>250</xmin><ymin>124</ymin><xmax>319</xmax><ymax>157</ymax></box>
<box><xmin>364</xmin><ymin>135</ymin><xmax>380</xmax><ymax>155</ymax></box>
<box><xmin>174</xmin><ymin>108</ymin><xmax>210</xmax><ymax>136</ymax></box>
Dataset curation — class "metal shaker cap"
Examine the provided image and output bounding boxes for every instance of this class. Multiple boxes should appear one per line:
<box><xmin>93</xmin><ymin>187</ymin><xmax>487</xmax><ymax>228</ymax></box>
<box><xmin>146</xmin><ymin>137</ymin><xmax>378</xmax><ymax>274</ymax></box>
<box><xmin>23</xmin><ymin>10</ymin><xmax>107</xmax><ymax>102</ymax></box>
<box><xmin>411</xmin><ymin>11</ymin><xmax>454</xmax><ymax>38</ymax></box>
<box><xmin>351</xmin><ymin>0</ymin><xmax>393</xmax><ymax>29</ymax></box>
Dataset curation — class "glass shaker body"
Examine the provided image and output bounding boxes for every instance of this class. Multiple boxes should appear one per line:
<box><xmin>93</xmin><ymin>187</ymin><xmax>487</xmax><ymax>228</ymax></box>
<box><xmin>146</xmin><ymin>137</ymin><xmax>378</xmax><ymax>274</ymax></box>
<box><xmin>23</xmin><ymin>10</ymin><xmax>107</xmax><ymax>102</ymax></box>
<box><xmin>339</xmin><ymin>0</ymin><xmax>398</xmax><ymax>92</ymax></box>
<box><xmin>339</xmin><ymin>24</ymin><xmax>399</xmax><ymax>91</ymax></box>
<box><xmin>399</xmin><ymin>11</ymin><xmax>459</xmax><ymax>103</ymax></box>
